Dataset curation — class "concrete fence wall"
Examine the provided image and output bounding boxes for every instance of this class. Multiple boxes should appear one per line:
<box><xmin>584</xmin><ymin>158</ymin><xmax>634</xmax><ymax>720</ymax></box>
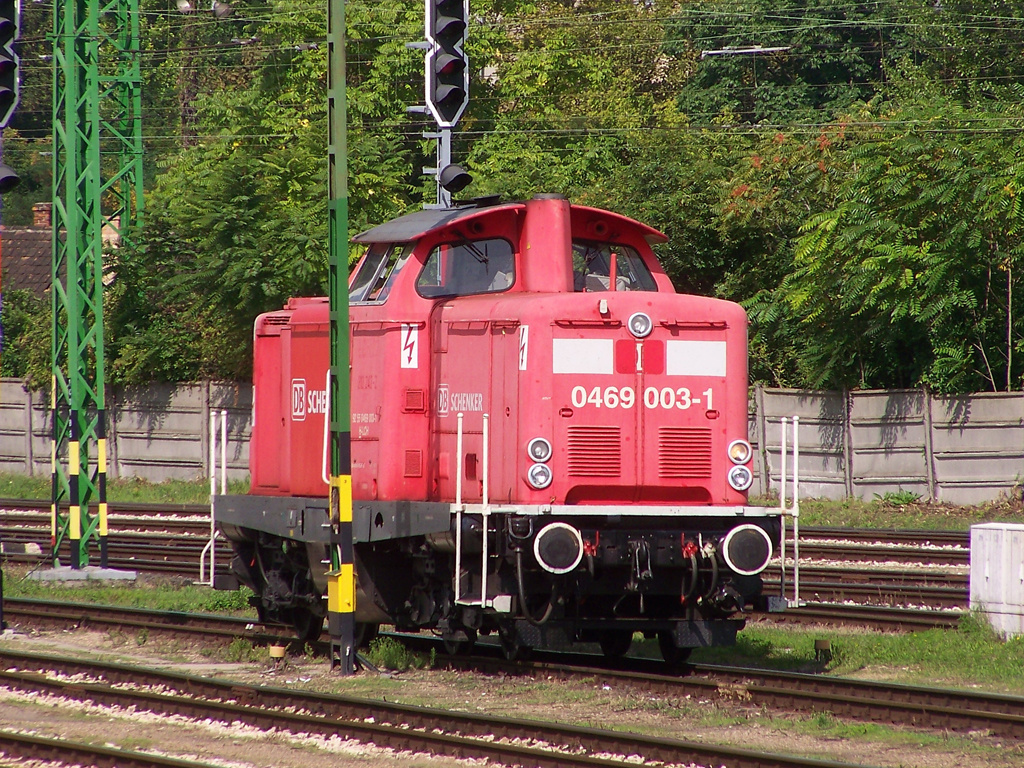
<box><xmin>750</xmin><ymin>387</ymin><xmax>1024</xmax><ymax>504</ymax></box>
<box><xmin>3</xmin><ymin>378</ymin><xmax>1022</xmax><ymax>504</ymax></box>
<box><xmin>0</xmin><ymin>379</ymin><xmax>251</xmax><ymax>483</ymax></box>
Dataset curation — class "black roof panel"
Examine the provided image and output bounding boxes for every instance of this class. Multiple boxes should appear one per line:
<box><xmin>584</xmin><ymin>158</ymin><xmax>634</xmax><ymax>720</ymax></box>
<box><xmin>351</xmin><ymin>203</ymin><xmax>524</xmax><ymax>243</ymax></box>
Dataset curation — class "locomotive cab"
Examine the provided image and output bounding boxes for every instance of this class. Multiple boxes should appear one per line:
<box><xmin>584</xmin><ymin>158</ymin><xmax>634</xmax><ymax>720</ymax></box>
<box><xmin>214</xmin><ymin>194</ymin><xmax>787</xmax><ymax>663</ymax></box>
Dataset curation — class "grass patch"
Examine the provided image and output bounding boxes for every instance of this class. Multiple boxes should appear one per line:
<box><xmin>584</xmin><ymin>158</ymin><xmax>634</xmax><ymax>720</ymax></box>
<box><xmin>1</xmin><ymin>566</ymin><xmax>256</xmax><ymax>616</ymax></box>
<box><xmin>365</xmin><ymin>636</ymin><xmax>434</xmax><ymax>671</ymax></box>
<box><xmin>749</xmin><ymin>492</ymin><xmax>1024</xmax><ymax>530</ymax></box>
<box><xmin>0</xmin><ymin>472</ymin><xmax>249</xmax><ymax>505</ymax></box>
<box><xmin>671</xmin><ymin>614</ymin><xmax>1024</xmax><ymax>694</ymax></box>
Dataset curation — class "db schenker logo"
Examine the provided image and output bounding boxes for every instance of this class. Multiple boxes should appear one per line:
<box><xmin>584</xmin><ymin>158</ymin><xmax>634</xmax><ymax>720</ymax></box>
<box><xmin>292</xmin><ymin>379</ymin><xmax>306</xmax><ymax>421</ymax></box>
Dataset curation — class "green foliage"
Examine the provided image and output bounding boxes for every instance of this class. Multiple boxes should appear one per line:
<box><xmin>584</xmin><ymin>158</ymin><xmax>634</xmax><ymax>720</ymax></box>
<box><xmin>366</xmin><ymin>636</ymin><xmax>415</xmax><ymax>670</ymax></box>
<box><xmin>666</xmin><ymin>0</ymin><xmax>902</xmax><ymax>124</ymax></box>
<box><xmin>227</xmin><ymin>638</ymin><xmax>263</xmax><ymax>662</ymax></box>
<box><xmin>0</xmin><ymin>289</ymin><xmax>50</xmax><ymax>385</ymax></box>
<box><xmin>873</xmin><ymin>490</ymin><xmax>923</xmax><ymax>506</ymax></box>
<box><xmin>12</xmin><ymin>0</ymin><xmax>1024</xmax><ymax>393</ymax></box>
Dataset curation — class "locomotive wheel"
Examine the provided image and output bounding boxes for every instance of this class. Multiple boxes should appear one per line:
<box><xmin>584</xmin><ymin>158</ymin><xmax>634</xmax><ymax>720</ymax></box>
<box><xmin>498</xmin><ymin>624</ymin><xmax>532</xmax><ymax>661</ymax></box>
<box><xmin>598</xmin><ymin>630</ymin><xmax>634</xmax><ymax>659</ymax></box>
<box><xmin>657</xmin><ymin>630</ymin><xmax>693</xmax><ymax>666</ymax></box>
<box><xmin>442</xmin><ymin>628</ymin><xmax>478</xmax><ymax>656</ymax></box>
<box><xmin>292</xmin><ymin>608</ymin><xmax>326</xmax><ymax>643</ymax></box>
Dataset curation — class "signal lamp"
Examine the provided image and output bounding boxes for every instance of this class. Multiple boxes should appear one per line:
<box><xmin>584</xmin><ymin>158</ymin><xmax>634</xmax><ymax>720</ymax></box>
<box><xmin>425</xmin><ymin>0</ymin><xmax>469</xmax><ymax>127</ymax></box>
<box><xmin>0</xmin><ymin>0</ymin><xmax>18</xmax><ymax>129</ymax></box>
<box><xmin>439</xmin><ymin>163</ymin><xmax>472</xmax><ymax>193</ymax></box>
<box><xmin>0</xmin><ymin>163</ymin><xmax>19</xmax><ymax>193</ymax></box>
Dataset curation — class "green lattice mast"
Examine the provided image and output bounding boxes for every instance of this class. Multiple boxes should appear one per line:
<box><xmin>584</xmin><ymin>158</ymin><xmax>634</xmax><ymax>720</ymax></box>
<box><xmin>50</xmin><ymin>0</ymin><xmax>142</xmax><ymax>569</ymax></box>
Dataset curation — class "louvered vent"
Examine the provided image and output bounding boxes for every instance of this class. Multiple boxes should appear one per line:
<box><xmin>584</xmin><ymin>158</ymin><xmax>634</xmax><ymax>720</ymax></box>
<box><xmin>404</xmin><ymin>388</ymin><xmax>426</xmax><ymax>413</ymax></box>
<box><xmin>567</xmin><ymin>426</ymin><xmax>621</xmax><ymax>477</ymax></box>
<box><xmin>404</xmin><ymin>450</ymin><xmax>423</xmax><ymax>477</ymax></box>
<box><xmin>659</xmin><ymin>427</ymin><xmax>713</xmax><ymax>478</ymax></box>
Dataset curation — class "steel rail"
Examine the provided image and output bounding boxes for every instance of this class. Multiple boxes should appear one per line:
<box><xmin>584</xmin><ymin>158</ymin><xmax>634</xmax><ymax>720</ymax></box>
<box><xmin>0</xmin><ymin>597</ymin><xmax>280</xmax><ymax>640</ymax></box>
<box><xmin>0</xmin><ymin>648</ymin><xmax>875</xmax><ymax>768</ymax></box>
<box><xmin>0</xmin><ymin>729</ymin><xmax>222</xmax><ymax>768</ymax></box>
<box><xmin>435</xmin><ymin>650</ymin><xmax>1024</xmax><ymax>739</ymax></box>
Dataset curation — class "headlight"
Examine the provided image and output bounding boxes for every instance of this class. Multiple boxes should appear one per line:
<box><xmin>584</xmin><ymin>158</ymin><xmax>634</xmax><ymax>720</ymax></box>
<box><xmin>727</xmin><ymin>465</ymin><xmax>753</xmax><ymax>492</ymax></box>
<box><xmin>728</xmin><ymin>439</ymin><xmax>752</xmax><ymax>464</ymax></box>
<box><xmin>627</xmin><ymin>312</ymin><xmax>653</xmax><ymax>338</ymax></box>
<box><xmin>527</xmin><ymin>437</ymin><xmax>552</xmax><ymax>463</ymax></box>
<box><xmin>527</xmin><ymin>462</ymin><xmax>553</xmax><ymax>490</ymax></box>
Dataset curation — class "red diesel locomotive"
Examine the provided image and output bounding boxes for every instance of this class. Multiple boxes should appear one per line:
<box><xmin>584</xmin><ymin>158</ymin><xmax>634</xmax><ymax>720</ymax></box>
<box><xmin>214</xmin><ymin>193</ymin><xmax>786</xmax><ymax>662</ymax></box>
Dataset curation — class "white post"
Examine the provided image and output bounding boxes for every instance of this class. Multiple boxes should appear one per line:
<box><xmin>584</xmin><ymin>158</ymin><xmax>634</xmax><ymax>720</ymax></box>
<box><xmin>202</xmin><ymin>411</ymin><xmax>218</xmax><ymax>585</ymax></box>
<box><xmin>791</xmin><ymin>415</ymin><xmax>801</xmax><ymax>606</ymax></box>
<box><xmin>220</xmin><ymin>409</ymin><xmax>228</xmax><ymax>495</ymax></box>
<box><xmin>779</xmin><ymin>417</ymin><xmax>787</xmax><ymax>598</ymax></box>
<box><xmin>480</xmin><ymin>413</ymin><xmax>489</xmax><ymax>607</ymax></box>
<box><xmin>454</xmin><ymin>412</ymin><xmax>464</xmax><ymax>602</ymax></box>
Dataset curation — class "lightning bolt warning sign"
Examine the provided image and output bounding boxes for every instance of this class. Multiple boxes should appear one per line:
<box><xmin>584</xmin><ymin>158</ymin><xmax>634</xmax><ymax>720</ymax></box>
<box><xmin>400</xmin><ymin>324</ymin><xmax>419</xmax><ymax>369</ymax></box>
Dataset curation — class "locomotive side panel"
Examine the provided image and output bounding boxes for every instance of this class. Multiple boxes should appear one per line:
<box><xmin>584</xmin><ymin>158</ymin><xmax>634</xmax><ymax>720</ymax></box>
<box><xmin>251</xmin><ymin>311</ymin><xmax>287</xmax><ymax>494</ymax></box>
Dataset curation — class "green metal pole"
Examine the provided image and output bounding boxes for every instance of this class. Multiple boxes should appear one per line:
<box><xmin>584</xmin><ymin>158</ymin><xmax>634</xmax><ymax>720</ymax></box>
<box><xmin>326</xmin><ymin>0</ymin><xmax>354</xmax><ymax>674</ymax></box>
<box><xmin>51</xmin><ymin>0</ymin><xmax>138</xmax><ymax>570</ymax></box>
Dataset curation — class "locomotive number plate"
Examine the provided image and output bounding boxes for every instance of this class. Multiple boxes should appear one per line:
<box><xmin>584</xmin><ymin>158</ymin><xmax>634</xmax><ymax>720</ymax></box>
<box><xmin>570</xmin><ymin>385</ymin><xmax>715</xmax><ymax>410</ymax></box>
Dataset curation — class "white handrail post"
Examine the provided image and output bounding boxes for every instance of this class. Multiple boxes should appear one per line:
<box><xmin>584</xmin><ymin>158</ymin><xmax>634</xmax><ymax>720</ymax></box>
<box><xmin>779</xmin><ymin>417</ymin><xmax>788</xmax><ymax>599</ymax></box>
<box><xmin>791</xmin><ymin>415</ymin><xmax>801</xmax><ymax>606</ymax></box>
<box><xmin>202</xmin><ymin>411</ymin><xmax>218</xmax><ymax>585</ymax></box>
<box><xmin>480</xmin><ymin>413</ymin><xmax>489</xmax><ymax>607</ymax></box>
<box><xmin>454</xmin><ymin>412</ymin><xmax>464</xmax><ymax>602</ymax></box>
<box><xmin>220</xmin><ymin>409</ymin><xmax>228</xmax><ymax>495</ymax></box>
<box><xmin>321</xmin><ymin>369</ymin><xmax>332</xmax><ymax>486</ymax></box>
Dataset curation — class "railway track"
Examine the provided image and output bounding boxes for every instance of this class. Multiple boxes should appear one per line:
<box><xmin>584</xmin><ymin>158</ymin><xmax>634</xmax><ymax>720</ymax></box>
<box><xmin>0</xmin><ymin>645</ymin><xmax>873</xmax><ymax>768</ymax></box>
<box><xmin>0</xmin><ymin>729</ymin><xmax>222</xmax><ymax>768</ymax></box>
<box><xmin>0</xmin><ymin>602</ymin><xmax>1017</xmax><ymax>761</ymax></box>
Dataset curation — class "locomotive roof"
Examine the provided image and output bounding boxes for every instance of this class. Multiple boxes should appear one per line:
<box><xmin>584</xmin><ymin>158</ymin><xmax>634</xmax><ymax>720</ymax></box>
<box><xmin>352</xmin><ymin>198</ymin><xmax>668</xmax><ymax>245</ymax></box>
<box><xmin>351</xmin><ymin>202</ymin><xmax>524</xmax><ymax>244</ymax></box>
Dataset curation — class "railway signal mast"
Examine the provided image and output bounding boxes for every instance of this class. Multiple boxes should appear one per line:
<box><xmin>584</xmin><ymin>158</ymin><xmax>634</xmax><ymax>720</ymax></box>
<box><xmin>413</xmin><ymin>0</ymin><xmax>472</xmax><ymax>207</ymax></box>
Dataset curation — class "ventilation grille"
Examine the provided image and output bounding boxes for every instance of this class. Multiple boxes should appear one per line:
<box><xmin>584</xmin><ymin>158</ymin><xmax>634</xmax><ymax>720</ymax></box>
<box><xmin>658</xmin><ymin>427</ymin><xmax>713</xmax><ymax>478</ymax></box>
<box><xmin>567</xmin><ymin>426</ymin><xmax>621</xmax><ymax>477</ymax></box>
<box><xmin>404</xmin><ymin>388</ymin><xmax>426</xmax><ymax>413</ymax></box>
<box><xmin>404</xmin><ymin>450</ymin><xmax>423</xmax><ymax>477</ymax></box>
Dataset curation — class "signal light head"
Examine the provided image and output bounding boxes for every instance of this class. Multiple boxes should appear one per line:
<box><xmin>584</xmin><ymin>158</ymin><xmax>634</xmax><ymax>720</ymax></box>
<box><xmin>0</xmin><ymin>163</ymin><xmax>20</xmax><ymax>194</ymax></box>
<box><xmin>434</xmin><ymin>52</ymin><xmax>465</xmax><ymax>76</ymax></box>
<box><xmin>439</xmin><ymin>164</ymin><xmax>472</xmax><ymax>194</ymax></box>
<box><xmin>0</xmin><ymin>0</ymin><xmax>17</xmax><ymax>129</ymax></box>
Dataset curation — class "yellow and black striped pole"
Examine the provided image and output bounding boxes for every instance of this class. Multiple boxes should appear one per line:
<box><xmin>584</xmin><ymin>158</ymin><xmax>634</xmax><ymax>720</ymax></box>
<box><xmin>326</xmin><ymin>0</ymin><xmax>355</xmax><ymax>674</ymax></box>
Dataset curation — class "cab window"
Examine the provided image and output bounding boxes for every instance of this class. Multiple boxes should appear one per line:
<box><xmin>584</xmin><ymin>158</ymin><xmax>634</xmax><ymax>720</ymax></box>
<box><xmin>349</xmin><ymin>243</ymin><xmax>412</xmax><ymax>303</ymax></box>
<box><xmin>572</xmin><ymin>241</ymin><xmax>657</xmax><ymax>292</ymax></box>
<box><xmin>416</xmin><ymin>238</ymin><xmax>515</xmax><ymax>298</ymax></box>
